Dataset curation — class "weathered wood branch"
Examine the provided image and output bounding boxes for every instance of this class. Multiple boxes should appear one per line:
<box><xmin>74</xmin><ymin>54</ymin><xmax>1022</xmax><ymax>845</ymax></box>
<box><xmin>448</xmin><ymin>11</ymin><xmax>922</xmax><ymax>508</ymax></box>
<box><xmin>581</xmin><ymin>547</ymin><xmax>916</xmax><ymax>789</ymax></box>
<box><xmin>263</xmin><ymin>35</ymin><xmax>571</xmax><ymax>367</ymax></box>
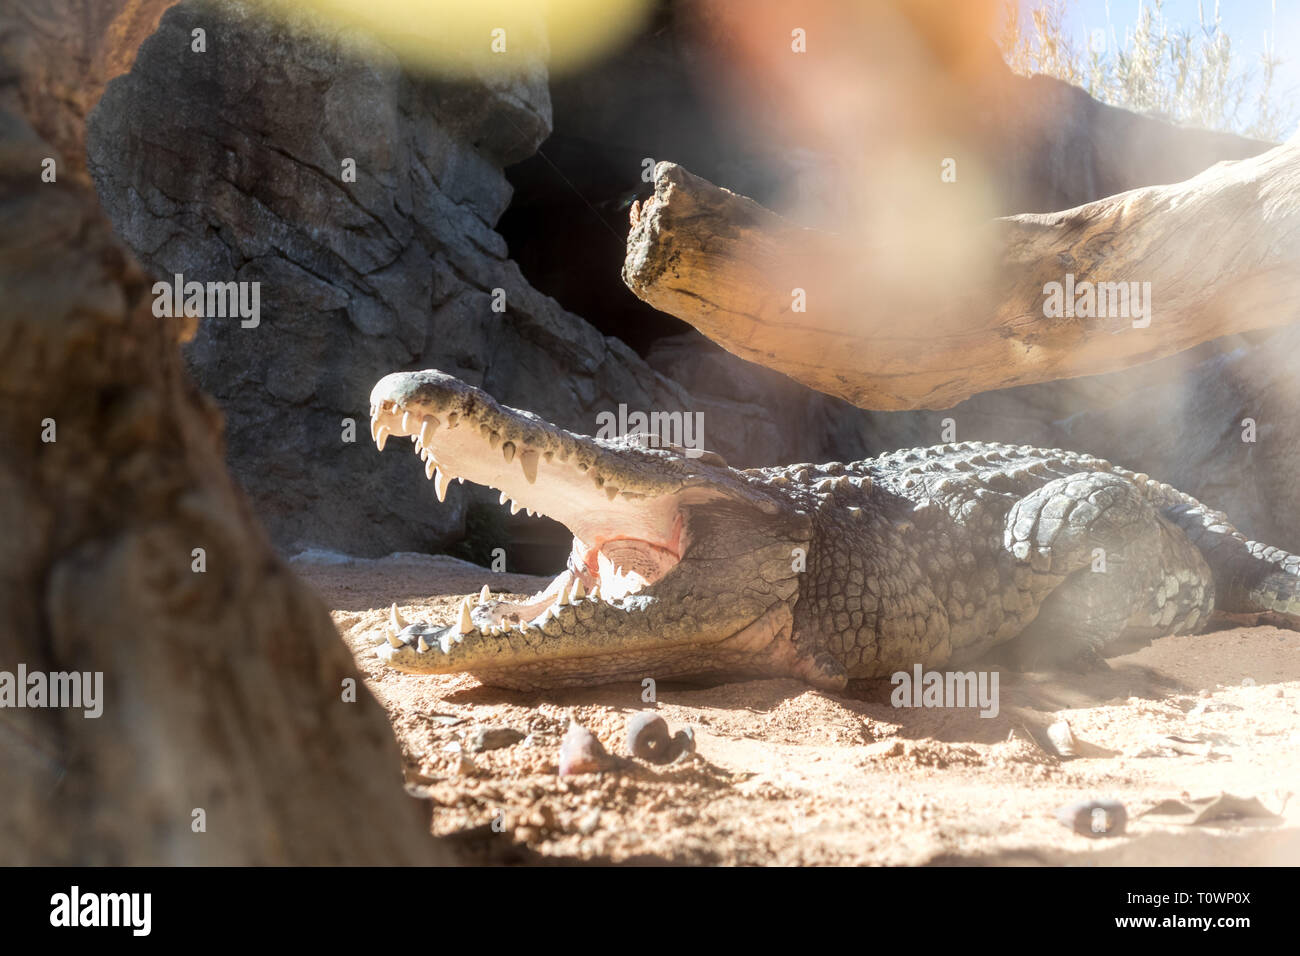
<box><xmin>623</xmin><ymin>146</ymin><xmax>1300</xmax><ymax>410</ymax></box>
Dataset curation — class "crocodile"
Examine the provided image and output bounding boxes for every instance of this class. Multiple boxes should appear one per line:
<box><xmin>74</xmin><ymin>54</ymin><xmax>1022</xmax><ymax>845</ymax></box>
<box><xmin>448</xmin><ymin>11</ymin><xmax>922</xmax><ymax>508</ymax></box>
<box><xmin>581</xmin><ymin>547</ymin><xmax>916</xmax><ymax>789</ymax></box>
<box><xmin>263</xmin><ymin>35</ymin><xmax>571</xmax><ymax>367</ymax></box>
<box><xmin>366</xmin><ymin>369</ymin><xmax>1300</xmax><ymax>691</ymax></box>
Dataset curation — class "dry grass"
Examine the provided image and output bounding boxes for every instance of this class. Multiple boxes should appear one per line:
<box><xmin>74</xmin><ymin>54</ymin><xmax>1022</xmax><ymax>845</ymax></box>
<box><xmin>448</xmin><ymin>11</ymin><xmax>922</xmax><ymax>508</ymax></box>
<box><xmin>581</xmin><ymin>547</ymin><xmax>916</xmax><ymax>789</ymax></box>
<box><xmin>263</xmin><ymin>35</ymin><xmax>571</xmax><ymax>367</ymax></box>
<box><xmin>999</xmin><ymin>0</ymin><xmax>1295</xmax><ymax>141</ymax></box>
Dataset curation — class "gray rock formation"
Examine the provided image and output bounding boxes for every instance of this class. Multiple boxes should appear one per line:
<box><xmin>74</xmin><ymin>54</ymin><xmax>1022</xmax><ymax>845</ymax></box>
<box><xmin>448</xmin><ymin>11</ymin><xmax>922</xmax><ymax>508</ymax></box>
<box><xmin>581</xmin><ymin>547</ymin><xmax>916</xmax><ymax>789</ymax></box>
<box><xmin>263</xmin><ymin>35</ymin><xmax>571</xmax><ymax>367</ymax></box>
<box><xmin>968</xmin><ymin>54</ymin><xmax>1274</xmax><ymax>214</ymax></box>
<box><xmin>644</xmin><ymin>332</ymin><xmax>868</xmax><ymax>468</ymax></box>
<box><xmin>87</xmin><ymin>0</ymin><xmax>783</xmax><ymax>557</ymax></box>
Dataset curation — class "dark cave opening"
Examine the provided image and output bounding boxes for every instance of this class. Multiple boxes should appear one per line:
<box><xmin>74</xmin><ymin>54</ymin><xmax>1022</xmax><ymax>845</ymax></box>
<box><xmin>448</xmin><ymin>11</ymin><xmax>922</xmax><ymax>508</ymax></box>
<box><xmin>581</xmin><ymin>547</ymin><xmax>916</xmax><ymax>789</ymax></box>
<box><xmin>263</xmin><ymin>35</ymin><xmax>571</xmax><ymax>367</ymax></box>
<box><xmin>496</xmin><ymin>0</ymin><xmax>776</xmax><ymax>359</ymax></box>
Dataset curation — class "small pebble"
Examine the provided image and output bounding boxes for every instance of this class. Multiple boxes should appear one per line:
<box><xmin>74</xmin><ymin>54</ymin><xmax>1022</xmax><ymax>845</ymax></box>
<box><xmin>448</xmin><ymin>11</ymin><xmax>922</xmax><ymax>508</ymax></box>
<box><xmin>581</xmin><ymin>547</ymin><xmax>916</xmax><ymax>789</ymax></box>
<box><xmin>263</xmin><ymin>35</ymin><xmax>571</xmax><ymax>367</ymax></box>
<box><xmin>559</xmin><ymin>721</ymin><xmax>610</xmax><ymax>776</ymax></box>
<box><xmin>1188</xmin><ymin>700</ymin><xmax>1243</xmax><ymax>717</ymax></box>
<box><xmin>626</xmin><ymin>712</ymin><xmax>695</xmax><ymax>764</ymax></box>
<box><xmin>442</xmin><ymin>741</ymin><xmax>475</xmax><ymax>776</ymax></box>
<box><xmin>864</xmin><ymin>739</ymin><xmax>905</xmax><ymax>758</ymax></box>
<box><xmin>1046</xmin><ymin>720</ymin><xmax>1076</xmax><ymax>757</ymax></box>
<box><xmin>465</xmin><ymin>726</ymin><xmax>525</xmax><ymax>753</ymax></box>
<box><xmin>1055</xmin><ymin>799</ymin><xmax>1127</xmax><ymax>838</ymax></box>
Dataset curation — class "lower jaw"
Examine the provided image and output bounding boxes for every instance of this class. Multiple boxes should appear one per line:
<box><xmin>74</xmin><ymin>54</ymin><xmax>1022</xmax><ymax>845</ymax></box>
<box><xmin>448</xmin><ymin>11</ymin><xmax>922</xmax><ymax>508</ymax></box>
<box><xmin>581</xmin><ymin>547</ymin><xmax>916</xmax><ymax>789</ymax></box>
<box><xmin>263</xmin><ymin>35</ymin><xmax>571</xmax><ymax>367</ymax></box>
<box><xmin>454</xmin><ymin>646</ymin><xmax>762</xmax><ymax>691</ymax></box>
<box><xmin>449</xmin><ymin>617</ymin><xmax>814</xmax><ymax>690</ymax></box>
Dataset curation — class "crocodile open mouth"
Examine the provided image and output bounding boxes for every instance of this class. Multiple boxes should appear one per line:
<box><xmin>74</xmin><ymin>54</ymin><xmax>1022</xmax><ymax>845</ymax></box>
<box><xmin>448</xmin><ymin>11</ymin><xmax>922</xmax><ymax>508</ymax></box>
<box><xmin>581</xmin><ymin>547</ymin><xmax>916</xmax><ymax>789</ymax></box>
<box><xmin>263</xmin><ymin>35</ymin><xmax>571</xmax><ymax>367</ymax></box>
<box><xmin>363</xmin><ymin>370</ymin><xmax>786</xmax><ymax>682</ymax></box>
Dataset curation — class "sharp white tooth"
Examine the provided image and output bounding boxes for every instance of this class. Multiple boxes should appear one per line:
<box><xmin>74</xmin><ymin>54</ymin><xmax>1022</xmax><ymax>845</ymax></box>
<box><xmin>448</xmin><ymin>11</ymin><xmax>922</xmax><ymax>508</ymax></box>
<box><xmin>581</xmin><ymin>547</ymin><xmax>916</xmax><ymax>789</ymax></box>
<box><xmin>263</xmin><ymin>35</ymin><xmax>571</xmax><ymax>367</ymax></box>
<box><xmin>589</xmin><ymin>582</ymin><xmax>601</xmax><ymax>601</ymax></box>
<box><xmin>499</xmin><ymin>491</ymin><xmax>509</xmax><ymax>505</ymax></box>
<box><xmin>434</xmin><ymin>468</ymin><xmax>450</xmax><ymax>502</ymax></box>
<box><xmin>425</xmin><ymin>456</ymin><xmax>437</xmax><ymax>480</ymax></box>
<box><xmin>556</xmin><ymin>588</ymin><xmax>569</xmax><ymax>607</ymax></box>
<box><xmin>386</xmin><ymin>633</ymin><xmax>404</xmax><ymax>648</ymax></box>
<box><xmin>502</xmin><ymin>441</ymin><xmax>516</xmax><ymax>464</ymax></box>
<box><xmin>457</xmin><ymin>476</ymin><xmax>464</xmax><ymax>484</ymax></box>
<box><xmin>479</xmin><ymin>584</ymin><xmax>491</xmax><ymax>603</ymax></box>
<box><xmin>390</xmin><ymin>603</ymin><xmax>409</xmax><ymax>632</ymax></box>
<box><xmin>419</xmin><ymin>419</ymin><xmax>434</xmax><ymax>446</ymax></box>
<box><xmin>457</xmin><ymin>599</ymin><xmax>473</xmax><ymax>635</ymax></box>
<box><xmin>605</xmin><ymin>485</ymin><xmax>619</xmax><ymax>501</ymax></box>
<box><xmin>488</xmin><ymin>431</ymin><xmax>501</xmax><ymax>449</ymax></box>
<box><xmin>520</xmin><ymin>449</ymin><xmax>539</xmax><ymax>484</ymax></box>
<box><xmin>376</xmin><ymin>425</ymin><xmax>390</xmax><ymax>451</ymax></box>
<box><xmin>510</xmin><ymin>499</ymin><xmax>522</xmax><ymax>515</ymax></box>
<box><xmin>417</xmin><ymin>636</ymin><xmax>430</xmax><ymax>653</ymax></box>
<box><xmin>569</xmin><ymin>579</ymin><xmax>585</xmax><ymax>602</ymax></box>
<box><xmin>401</xmin><ymin>411</ymin><xmax>412</xmax><ymax>433</ymax></box>
<box><xmin>370</xmin><ymin>417</ymin><xmax>381</xmax><ymax>441</ymax></box>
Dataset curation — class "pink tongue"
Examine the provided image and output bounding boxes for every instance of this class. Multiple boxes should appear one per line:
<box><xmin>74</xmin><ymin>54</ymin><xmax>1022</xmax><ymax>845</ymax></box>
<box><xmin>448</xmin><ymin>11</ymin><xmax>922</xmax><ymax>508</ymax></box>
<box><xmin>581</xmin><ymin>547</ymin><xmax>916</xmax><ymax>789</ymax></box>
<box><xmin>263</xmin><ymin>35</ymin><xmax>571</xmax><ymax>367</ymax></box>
<box><xmin>600</xmin><ymin>540</ymin><xmax>678</xmax><ymax>584</ymax></box>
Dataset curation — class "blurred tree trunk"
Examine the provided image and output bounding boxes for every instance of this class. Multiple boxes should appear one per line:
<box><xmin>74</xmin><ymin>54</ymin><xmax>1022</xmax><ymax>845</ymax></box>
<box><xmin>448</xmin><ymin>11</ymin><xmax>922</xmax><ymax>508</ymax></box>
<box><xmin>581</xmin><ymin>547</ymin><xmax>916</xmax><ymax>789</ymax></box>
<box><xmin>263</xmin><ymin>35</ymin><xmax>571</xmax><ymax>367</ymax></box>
<box><xmin>0</xmin><ymin>1</ymin><xmax>445</xmax><ymax>864</ymax></box>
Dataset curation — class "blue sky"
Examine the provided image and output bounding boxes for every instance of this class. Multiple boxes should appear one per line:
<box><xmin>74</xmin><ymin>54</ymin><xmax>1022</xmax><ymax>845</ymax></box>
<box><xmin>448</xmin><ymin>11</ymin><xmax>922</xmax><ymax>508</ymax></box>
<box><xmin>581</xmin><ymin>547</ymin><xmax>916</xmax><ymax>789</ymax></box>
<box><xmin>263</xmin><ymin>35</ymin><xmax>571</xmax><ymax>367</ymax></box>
<box><xmin>1011</xmin><ymin>0</ymin><xmax>1299</xmax><ymax>133</ymax></box>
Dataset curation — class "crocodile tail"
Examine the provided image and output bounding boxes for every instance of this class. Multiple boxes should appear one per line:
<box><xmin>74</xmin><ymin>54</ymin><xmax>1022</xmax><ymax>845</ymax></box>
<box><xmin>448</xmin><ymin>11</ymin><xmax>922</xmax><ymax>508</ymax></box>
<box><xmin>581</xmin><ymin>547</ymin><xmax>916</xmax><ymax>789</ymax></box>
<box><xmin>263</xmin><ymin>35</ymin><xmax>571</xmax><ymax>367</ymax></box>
<box><xmin>1146</xmin><ymin>484</ymin><xmax>1300</xmax><ymax>621</ymax></box>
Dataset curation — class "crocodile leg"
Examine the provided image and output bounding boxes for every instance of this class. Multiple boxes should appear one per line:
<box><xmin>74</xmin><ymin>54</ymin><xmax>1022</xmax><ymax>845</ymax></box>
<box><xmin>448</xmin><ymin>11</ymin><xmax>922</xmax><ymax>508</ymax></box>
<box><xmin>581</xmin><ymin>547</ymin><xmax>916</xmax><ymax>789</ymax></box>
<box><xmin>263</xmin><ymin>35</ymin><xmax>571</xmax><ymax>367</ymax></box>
<box><xmin>999</xmin><ymin>472</ymin><xmax>1215</xmax><ymax>669</ymax></box>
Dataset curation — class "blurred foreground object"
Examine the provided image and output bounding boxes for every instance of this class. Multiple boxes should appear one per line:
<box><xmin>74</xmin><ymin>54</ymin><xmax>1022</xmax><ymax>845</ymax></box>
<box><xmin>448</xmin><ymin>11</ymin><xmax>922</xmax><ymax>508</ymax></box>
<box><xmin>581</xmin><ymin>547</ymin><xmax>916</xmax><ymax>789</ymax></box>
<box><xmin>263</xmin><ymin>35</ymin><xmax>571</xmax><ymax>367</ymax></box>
<box><xmin>261</xmin><ymin>0</ymin><xmax>652</xmax><ymax>75</ymax></box>
<box><xmin>0</xmin><ymin>0</ymin><xmax>445</xmax><ymax>863</ymax></box>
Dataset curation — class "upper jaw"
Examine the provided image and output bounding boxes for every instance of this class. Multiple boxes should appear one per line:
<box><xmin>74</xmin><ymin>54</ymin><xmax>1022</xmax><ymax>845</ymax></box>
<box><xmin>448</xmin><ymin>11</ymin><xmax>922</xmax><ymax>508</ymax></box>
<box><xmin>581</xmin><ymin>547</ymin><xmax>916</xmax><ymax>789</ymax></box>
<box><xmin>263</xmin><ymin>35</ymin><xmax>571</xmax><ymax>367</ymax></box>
<box><xmin>368</xmin><ymin>370</ymin><xmax>784</xmax><ymax>550</ymax></box>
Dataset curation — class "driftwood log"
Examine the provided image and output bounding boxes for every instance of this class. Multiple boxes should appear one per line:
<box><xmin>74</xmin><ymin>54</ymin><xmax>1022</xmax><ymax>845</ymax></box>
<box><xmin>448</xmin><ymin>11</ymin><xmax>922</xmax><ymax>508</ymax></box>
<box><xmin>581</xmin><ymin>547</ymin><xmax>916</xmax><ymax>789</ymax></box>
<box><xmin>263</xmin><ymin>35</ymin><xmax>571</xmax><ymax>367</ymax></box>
<box><xmin>623</xmin><ymin>146</ymin><xmax>1300</xmax><ymax>411</ymax></box>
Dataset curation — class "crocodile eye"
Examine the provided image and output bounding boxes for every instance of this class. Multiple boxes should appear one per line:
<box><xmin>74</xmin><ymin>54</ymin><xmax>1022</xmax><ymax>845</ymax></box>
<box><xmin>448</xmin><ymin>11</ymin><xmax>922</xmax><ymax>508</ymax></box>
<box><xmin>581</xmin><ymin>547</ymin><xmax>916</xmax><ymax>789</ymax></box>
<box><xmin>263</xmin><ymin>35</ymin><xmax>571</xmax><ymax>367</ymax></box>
<box><xmin>667</xmin><ymin>444</ymin><xmax>727</xmax><ymax>466</ymax></box>
<box><xmin>632</xmin><ymin>433</ymin><xmax>726</xmax><ymax>467</ymax></box>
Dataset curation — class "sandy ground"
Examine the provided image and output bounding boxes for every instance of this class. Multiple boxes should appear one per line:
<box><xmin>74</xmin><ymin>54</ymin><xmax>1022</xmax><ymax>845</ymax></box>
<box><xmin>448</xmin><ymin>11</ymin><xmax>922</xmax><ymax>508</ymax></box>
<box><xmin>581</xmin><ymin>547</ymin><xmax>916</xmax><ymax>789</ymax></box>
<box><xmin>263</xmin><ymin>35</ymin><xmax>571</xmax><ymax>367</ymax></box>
<box><xmin>295</xmin><ymin>551</ymin><xmax>1300</xmax><ymax>866</ymax></box>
